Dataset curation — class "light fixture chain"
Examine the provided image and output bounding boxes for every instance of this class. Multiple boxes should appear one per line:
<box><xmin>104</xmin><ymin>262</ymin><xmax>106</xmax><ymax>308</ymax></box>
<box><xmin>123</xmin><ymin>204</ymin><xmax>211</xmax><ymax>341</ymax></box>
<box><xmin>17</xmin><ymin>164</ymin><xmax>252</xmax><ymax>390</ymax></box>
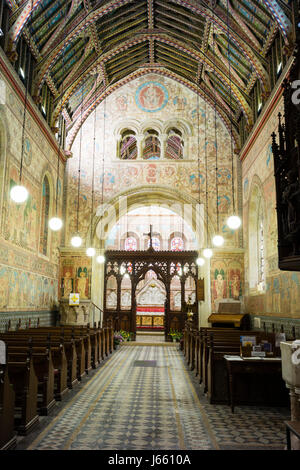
<box><xmin>226</xmin><ymin>0</ymin><xmax>236</xmax><ymax>215</ymax></box>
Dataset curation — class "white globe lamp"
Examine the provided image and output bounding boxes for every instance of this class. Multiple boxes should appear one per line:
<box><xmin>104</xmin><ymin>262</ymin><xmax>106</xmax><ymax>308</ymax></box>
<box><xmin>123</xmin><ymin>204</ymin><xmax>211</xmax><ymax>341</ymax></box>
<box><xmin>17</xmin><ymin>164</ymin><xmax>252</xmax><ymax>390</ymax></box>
<box><xmin>212</xmin><ymin>235</ymin><xmax>224</xmax><ymax>247</ymax></box>
<box><xmin>196</xmin><ymin>257</ymin><xmax>205</xmax><ymax>266</ymax></box>
<box><xmin>203</xmin><ymin>248</ymin><xmax>213</xmax><ymax>259</ymax></box>
<box><xmin>10</xmin><ymin>185</ymin><xmax>28</xmax><ymax>203</ymax></box>
<box><xmin>96</xmin><ymin>255</ymin><xmax>105</xmax><ymax>264</ymax></box>
<box><xmin>71</xmin><ymin>235</ymin><xmax>82</xmax><ymax>247</ymax></box>
<box><xmin>86</xmin><ymin>247</ymin><xmax>96</xmax><ymax>257</ymax></box>
<box><xmin>49</xmin><ymin>217</ymin><xmax>63</xmax><ymax>231</ymax></box>
<box><xmin>227</xmin><ymin>215</ymin><xmax>241</xmax><ymax>230</ymax></box>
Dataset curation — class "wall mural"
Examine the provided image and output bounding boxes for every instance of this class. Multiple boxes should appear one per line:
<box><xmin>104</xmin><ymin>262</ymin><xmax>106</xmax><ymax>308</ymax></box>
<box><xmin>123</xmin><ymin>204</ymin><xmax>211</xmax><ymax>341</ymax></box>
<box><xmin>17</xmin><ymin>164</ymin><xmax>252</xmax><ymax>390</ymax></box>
<box><xmin>60</xmin><ymin>255</ymin><xmax>91</xmax><ymax>300</ymax></box>
<box><xmin>135</xmin><ymin>82</ymin><xmax>169</xmax><ymax>113</ymax></box>
<box><xmin>242</xmin><ymin>96</ymin><xmax>300</xmax><ymax>318</ymax></box>
<box><xmin>210</xmin><ymin>255</ymin><xmax>244</xmax><ymax>311</ymax></box>
<box><xmin>0</xmin><ymin>73</ymin><xmax>63</xmax><ymax>316</ymax></box>
<box><xmin>0</xmin><ymin>265</ymin><xmax>57</xmax><ymax>310</ymax></box>
<box><xmin>67</xmin><ymin>74</ymin><xmax>240</xmax><ymax>250</ymax></box>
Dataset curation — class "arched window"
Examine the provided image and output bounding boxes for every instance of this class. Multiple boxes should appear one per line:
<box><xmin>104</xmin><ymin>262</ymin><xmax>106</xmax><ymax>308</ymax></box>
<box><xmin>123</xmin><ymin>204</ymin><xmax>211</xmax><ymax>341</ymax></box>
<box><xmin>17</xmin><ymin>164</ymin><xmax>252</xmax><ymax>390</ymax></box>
<box><xmin>125</xmin><ymin>237</ymin><xmax>137</xmax><ymax>251</ymax></box>
<box><xmin>39</xmin><ymin>176</ymin><xmax>50</xmax><ymax>255</ymax></box>
<box><xmin>143</xmin><ymin>130</ymin><xmax>160</xmax><ymax>160</ymax></box>
<box><xmin>120</xmin><ymin>130</ymin><xmax>137</xmax><ymax>160</ymax></box>
<box><xmin>171</xmin><ymin>237</ymin><xmax>184</xmax><ymax>251</ymax></box>
<box><xmin>166</xmin><ymin>128</ymin><xmax>184</xmax><ymax>159</ymax></box>
<box><xmin>148</xmin><ymin>236</ymin><xmax>160</xmax><ymax>251</ymax></box>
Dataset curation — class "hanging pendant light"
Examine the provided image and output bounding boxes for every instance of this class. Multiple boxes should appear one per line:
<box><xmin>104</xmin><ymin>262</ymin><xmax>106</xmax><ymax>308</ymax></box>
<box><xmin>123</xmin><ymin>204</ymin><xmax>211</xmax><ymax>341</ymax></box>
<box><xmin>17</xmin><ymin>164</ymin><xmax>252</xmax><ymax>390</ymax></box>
<box><xmin>71</xmin><ymin>234</ymin><xmax>82</xmax><ymax>247</ymax></box>
<box><xmin>10</xmin><ymin>185</ymin><xmax>29</xmax><ymax>203</ymax></box>
<box><xmin>11</xmin><ymin>3</ymin><xmax>34</xmax><ymax>204</ymax></box>
<box><xmin>86</xmin><ymin>68</ymin><xmax>99</xmax><ymax>256</ymax></box>
<box><xmin>211</xmin><ymin>17</ymin><xmax>224</xmax><ymax>249</ymax></box>
<box><xmin>203</xmin><ymin>78</ymin><xmax>213</xmax><ymax>259</ymax></box>
<box><xmin>86</xmin><ymin>247</ymin><xmax>96</xmax><ymax>257</ymax></box>
<box><xmin>196</xmin><ymin>89</ymin><xmax>205</xmax><ymax>266</ymax></box>
<box><xmin>49</xmin><ymin>14</ymin><xmax>68</xmax><ymax>231</ymax></box>
<box><xmin>212</xmin><ymin>234</ymin><xmax>224</xmax><ymax>247</ymax></box>
<box><xmin>71</xmin><ymin>16</ymin><xmax>87</xmax><ymax>248</ymax></box>
<box><xmin>97</xmin><ymin>92</ymin><xmax>106</xmax><ymax>261</ymax></box>
<box><xmin>96</xmin><ymin>255</ymin><xmax>105</xmax><ymax>264</ymax></box>
<box><xmin>225</xmin><ymin>0</ymin><xmax>241</xmax><ymax>231</ymax></box>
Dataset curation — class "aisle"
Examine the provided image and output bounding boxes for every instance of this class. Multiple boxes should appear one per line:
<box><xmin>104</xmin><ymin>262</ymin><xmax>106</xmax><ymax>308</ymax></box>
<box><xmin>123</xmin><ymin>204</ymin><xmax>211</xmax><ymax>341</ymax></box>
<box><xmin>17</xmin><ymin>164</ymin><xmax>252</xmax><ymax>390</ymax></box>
<box><xmin>19</xmin><ymin>346</ymin><xmax>289</xmax><ymax>450</ymax></box>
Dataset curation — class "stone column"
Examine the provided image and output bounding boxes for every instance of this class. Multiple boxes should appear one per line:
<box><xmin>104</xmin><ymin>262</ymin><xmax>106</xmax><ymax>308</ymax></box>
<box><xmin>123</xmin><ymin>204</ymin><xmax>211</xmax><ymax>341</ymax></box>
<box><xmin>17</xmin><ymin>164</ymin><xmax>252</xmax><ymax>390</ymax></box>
<box><xmin>136</xmin><ymin>134</ymin><xmax>144</xmax><ymax>159</ymax></box>
<box><xmin>160</xmin><ymin>133</ymin><xmax>167</xmax><ymax>160</ymax></box>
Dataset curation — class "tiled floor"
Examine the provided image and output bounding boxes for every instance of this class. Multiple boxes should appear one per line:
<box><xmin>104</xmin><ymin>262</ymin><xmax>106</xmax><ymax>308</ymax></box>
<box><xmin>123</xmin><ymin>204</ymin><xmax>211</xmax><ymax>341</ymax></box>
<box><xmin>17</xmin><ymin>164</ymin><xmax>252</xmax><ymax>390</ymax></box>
<box><xmin>16</xmin><ymin>345</ymin><xmax>290</xmax><ymax>450</ymax></box>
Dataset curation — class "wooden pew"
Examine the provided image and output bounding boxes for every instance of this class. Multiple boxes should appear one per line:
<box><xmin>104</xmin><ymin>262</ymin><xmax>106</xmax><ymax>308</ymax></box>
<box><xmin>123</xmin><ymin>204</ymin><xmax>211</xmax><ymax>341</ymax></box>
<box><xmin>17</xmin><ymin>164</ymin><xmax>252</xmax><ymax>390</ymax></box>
<box><xmin>7</xmin><ymin>356</ymin><xmax>39</xmax><ymax>435</ymax></box>
<box><xmin>0</xmin><ymin>364</ymin><xmax>17</xmax><ymax>450</ymax></box>
<box><xmin>7</xmin><ymin>344</ymin><xmax>56</xmax><ymax>416</ymax></box>
<box><xmin>0</xmin><ymin>333</ymin><xmax>69</xmax><ymax>401</ymax></box>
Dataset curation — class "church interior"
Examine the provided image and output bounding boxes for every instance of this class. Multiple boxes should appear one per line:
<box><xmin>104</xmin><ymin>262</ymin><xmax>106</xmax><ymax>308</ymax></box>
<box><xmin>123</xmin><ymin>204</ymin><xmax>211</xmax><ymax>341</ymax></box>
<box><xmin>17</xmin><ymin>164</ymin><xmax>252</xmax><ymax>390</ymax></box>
<box><xmin>0</xmin><ymin>0</ymin><xmax>300</xmax><ymax>452</ymax></box>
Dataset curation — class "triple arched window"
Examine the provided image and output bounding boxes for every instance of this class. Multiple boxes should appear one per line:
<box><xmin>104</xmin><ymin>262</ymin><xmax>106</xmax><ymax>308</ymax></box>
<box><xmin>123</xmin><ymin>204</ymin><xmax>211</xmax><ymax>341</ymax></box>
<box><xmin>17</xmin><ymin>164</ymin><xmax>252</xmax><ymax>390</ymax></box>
<box><xmin>118</xmin><ymin>126</ymin><xmax>185</xmax><ymax>160</ymax></box>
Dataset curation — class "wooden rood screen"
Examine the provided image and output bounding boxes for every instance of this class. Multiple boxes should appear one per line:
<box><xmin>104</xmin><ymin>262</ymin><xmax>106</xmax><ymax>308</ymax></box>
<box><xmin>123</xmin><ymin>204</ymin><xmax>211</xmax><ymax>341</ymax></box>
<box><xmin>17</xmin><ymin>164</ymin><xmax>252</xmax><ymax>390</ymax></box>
<box><xmin>103</xmin><ymin>247</ymin><xmax>199</xmax><ymax>341</ymax></box>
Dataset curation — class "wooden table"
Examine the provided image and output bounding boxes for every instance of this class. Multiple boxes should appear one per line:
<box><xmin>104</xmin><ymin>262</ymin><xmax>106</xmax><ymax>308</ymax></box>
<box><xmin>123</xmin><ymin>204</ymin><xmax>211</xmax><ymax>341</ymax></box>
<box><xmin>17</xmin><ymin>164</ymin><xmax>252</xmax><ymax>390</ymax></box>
<box><xmin>224</xmin><ymin>356</ymin><xmax>288</xmax><ymax>413</ymax></box>
<box><xmin>284</xmin><ymin>421</ymin><xmax>300</xmax><ymax>450</ymax></box>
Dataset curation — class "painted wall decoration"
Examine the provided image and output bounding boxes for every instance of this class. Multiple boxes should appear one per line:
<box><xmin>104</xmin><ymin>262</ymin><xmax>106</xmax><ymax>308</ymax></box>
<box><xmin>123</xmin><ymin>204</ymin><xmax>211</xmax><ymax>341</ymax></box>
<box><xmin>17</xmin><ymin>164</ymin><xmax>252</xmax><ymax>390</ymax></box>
<box><xmin>211</xmin><ymin>255</ymin><xmax>244</xmax><ymax>311</ymax></box>
<box><xmin>242</xmin><ymin>95</ymin><xmax>300</xmax><ymax>318</ymax></box>
<box><xmin>135</xmin><ymin>82</ymin><xmax>168</xmax><ymax>113</ymax></box>
<box><xmin>60</xmin><ymin>255</ymin><xmax>91</xmax><ymax>300</ymax></box>
<box><xmin>0</xmin><ymin>265</ymin><xmax>57</xmax><ymax>310</ymax></box>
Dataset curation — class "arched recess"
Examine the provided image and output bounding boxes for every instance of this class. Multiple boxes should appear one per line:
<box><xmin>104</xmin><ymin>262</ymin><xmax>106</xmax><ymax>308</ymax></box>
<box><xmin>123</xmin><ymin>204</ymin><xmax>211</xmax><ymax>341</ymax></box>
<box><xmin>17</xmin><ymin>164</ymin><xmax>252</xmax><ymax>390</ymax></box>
<box><xmin>248</xmin><ymin>176</ymin><xmax>266</xmax><ymax>291</ymax></box>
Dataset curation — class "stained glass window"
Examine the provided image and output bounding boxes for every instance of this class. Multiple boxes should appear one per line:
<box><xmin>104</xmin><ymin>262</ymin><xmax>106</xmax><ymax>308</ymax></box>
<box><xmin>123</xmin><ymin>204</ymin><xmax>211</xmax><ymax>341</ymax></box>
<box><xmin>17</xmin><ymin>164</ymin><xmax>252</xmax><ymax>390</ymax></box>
<box><xmin>148</xmin><ymin>237</ymin><xmax>160</xmax><ymax>251</ymax></box>
<box><xmin>171</xmin><ymin>237</ymin><xmax>184</xmax><ymax>251</ymax></box>
<box><xmin>124</xmin><ymin>237</ymin><xmax>137</xmax><ymax>251</ymax></box>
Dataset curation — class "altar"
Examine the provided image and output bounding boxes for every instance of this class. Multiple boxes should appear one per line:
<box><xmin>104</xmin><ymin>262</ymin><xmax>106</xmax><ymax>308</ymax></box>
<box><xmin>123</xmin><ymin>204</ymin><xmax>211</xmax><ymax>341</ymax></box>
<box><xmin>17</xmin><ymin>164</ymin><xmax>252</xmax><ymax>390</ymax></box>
<box><xmin>136</xmin><ymin>280</ymin><xmax>165</xmax><ymax>330</ymax></box>
<box><xmin>136</xmin><ymin>306</ymin><xmax>164</xmax><ymax>330</ymax></box>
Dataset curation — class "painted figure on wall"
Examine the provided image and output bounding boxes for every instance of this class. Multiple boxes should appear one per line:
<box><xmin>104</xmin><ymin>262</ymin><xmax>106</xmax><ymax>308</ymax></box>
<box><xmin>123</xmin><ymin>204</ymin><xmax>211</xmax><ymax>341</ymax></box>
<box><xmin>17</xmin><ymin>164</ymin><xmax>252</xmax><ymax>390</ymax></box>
<box><xmin>229</xmin><ymin>269</ymin><xmax>241</xmax><ymax>300</ymax></box>
<box><xmin>212</xmin><ymin>269</ymin><xmax>227</xmax><ymax>305</ymax></box>
<box><xmin>76</xmin><ymin>267</ymin><xmax>89</xmax><ymax>299</ymax></box>
<box><xmin>62</xmin><ymin>270</ymin><xmax>73</xmax><ymax>298</ymax></box>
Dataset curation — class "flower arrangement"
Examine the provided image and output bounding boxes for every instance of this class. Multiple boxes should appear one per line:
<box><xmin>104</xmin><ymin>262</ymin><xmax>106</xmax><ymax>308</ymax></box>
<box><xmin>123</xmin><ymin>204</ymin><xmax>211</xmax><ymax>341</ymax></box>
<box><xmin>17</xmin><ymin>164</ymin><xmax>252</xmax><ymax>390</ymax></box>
<box><xmin>115</xmin><ymin>330</ymin><xmax>134</xmax><ymax>343</ymax></box>
<box><xmin>114</xmin><ymin>332</ymin><xmax>125</xmax><ymax>346</ymax></box>
<box><xmin>169</xmin><ymin>329</ymin><xmax>183</xmax><ymax>342</ymax></box>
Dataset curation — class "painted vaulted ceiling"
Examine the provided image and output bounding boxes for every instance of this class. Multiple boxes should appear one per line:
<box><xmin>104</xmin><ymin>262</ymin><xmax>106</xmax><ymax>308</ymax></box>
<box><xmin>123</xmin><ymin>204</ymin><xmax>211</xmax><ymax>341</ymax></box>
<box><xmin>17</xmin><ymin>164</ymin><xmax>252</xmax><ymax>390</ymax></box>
<box><xmin>5</xmin><ymin>0</ymin><xmax>294</xmax><ymax>148</ymax></box>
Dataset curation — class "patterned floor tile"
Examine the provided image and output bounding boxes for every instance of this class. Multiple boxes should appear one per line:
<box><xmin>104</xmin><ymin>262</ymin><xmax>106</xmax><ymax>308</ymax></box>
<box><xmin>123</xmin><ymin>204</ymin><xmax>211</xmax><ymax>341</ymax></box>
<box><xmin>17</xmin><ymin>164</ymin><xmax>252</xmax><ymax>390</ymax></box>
<box><xmin>15</xmin><ymin>345</ymin><xmax>290</xmax><ymax>450</ymax></box>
